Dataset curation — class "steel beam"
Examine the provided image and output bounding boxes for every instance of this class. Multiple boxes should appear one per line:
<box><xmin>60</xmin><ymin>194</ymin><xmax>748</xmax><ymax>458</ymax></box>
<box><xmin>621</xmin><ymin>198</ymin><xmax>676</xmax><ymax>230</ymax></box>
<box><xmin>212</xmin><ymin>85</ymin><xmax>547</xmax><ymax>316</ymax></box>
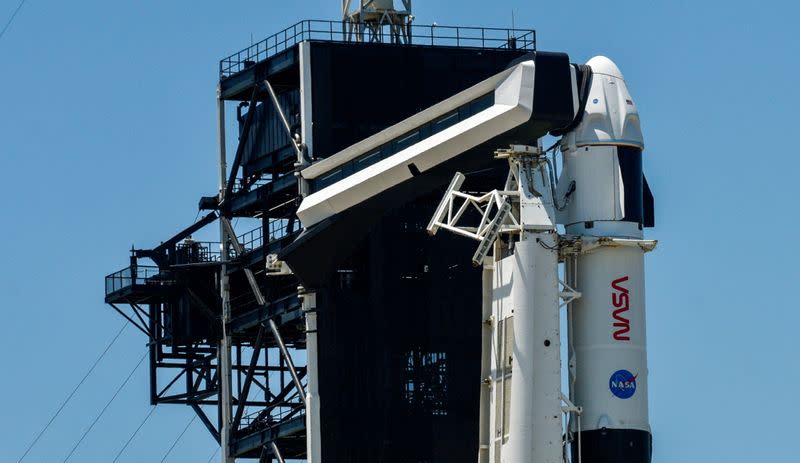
<box><xmin>266</xmin><ymin>318</ymin><xmax>307</xmax><ymax>408</ymax></box>
<box><xmin>270</xmin><ymin>442</ymin><xmax>286</xmax><ymax>463</ymax></box>
<box><xmin>149</xmin><ymin>304</ymin><xmax>158</xmax><ymax>405</ymax></box>
<box><xmin>217</xmin><ymin>83</ymin><xmax>235</xmax><ymax>463</ymax></box>
<box><xmin>192</xmin><ymin>403</ymin><xmax>221</xmax><ymax>443</ymax></box>
<box><xmin>227</xmin><ymin>294</ymin><xmax>301</xmax><ymax>332</ymax></box>
<box><xmin>148</xmin><ymin>212</ymin><xmax>219</xmax><ymax>263</ymax></box>
<box><xmin>224</xmin><ymin>86</ymin><xmax>260</xmax><ymax>202</ymax></box>
<box><xmin>108</xmin><ymin>303</ymin><xmax>150</xmax><ymax>337</ymax></box>
<box><xmin>263</xmin><ymin>79</ymin><xmax>305</xmax><ymax>163</ymax></box>
<box><xmin>230</xmin><ymin>415</ymin><xmax>305</xmax><ymax>457</ymax></box>
<box><xmin>232</xmin><ymin>325</ymin><xmax>266</xmax><ymax>430</ymax></box>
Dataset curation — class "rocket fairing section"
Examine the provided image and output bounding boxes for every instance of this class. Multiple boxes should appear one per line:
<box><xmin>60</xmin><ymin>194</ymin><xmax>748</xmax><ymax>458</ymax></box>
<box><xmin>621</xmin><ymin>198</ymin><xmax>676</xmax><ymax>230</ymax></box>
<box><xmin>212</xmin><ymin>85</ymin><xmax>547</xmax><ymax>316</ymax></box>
<box><xmin>560</xmin><ymin>56</ymin><xmax>654</xmax><ymax>463</ymax></box>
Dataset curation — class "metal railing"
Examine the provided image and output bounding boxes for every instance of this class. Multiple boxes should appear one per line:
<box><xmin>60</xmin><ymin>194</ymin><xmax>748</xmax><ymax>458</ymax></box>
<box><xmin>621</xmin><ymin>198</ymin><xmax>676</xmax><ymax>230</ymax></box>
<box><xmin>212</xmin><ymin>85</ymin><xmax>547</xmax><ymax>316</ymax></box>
<box><xmin>104</xmin><ymin>221</ymin><xmax>299</xmax><ymax>297</ymax></box>
<box><xmin>169</xmin><ymin>220</ymin><xmax>292</xmax><ymax>268</ymax></box>
<box><xmin>240</xmin><ymin>402</ymin><xmax>305</xmax><ymax>432</ymax></box>
<box><xmin>220</xmin><ymin>19</ymin><xmax>536</xmax><ymax>77</ymax></box>
<box><xmin>175</xmin><ymin>241</ymin><xmax>222</xmax><ymax>264</ymax></box>
<box><xmin>105</xmin><ymin>265</ymin><xmax>174</xmax><ymax>296</ymax></box>
<box><xmin>232</xmin><ymin>176</ymin><xmax>275</xmax><ymax>194</ymax></box>
<box><xmin>237</xmin><ymin>219</ymin><xmax>295</xmax><ymax>253</ymax></box>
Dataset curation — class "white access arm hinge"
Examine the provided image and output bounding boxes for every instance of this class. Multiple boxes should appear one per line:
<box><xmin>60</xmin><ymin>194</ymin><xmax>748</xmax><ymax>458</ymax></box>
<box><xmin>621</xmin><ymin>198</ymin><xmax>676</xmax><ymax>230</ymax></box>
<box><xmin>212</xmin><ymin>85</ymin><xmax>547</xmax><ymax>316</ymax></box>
<box><xmin>266</xmin><ymin>254</ymin><xmax>293</xmax><ymax>275</ymax></box>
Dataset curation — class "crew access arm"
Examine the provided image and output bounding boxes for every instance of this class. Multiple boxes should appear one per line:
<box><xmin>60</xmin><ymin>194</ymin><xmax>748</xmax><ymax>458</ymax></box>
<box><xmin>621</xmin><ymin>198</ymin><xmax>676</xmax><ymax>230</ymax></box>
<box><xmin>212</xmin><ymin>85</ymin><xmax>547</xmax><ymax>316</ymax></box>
<box><xmin>282</xmin><ymin>52</ymin><xmax>591</xmax><ymax>286</ymax></box>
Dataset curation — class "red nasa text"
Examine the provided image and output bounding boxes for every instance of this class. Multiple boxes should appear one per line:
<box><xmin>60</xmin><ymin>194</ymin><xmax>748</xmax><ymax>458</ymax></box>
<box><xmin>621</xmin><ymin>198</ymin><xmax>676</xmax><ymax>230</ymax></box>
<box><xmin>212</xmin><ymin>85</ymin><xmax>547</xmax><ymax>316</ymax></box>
<box><xmin>611</xmin><ymin>276</ymin><xmax>631</xmax><ymax>341</ymax></box>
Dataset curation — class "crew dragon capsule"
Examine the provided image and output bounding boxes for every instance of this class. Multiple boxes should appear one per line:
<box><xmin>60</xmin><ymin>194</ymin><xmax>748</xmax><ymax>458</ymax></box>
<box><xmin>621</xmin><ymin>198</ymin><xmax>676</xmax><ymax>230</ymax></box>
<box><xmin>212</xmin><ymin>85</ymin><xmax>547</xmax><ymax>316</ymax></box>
<box><xmin>558</xmin><ymin>56</ymin><xmax>655</xmax><ymax>463</ymax></box>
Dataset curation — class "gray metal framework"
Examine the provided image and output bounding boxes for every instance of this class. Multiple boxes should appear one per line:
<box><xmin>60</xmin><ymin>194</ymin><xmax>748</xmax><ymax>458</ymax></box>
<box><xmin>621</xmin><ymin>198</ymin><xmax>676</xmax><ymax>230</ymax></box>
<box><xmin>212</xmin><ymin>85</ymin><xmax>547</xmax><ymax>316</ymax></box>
<box><xmin>104</xmin><ymin>71</ymin><xmax>310</xmax><ymax>460</ymax></box>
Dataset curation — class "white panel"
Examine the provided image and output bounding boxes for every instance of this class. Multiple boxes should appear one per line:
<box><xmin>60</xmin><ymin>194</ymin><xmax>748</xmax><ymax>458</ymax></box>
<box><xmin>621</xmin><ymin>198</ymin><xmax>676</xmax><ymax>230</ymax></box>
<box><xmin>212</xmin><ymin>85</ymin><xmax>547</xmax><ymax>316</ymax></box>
<box><xmin>299</xmin><ymin>42</ymin><xmax>314</xmax><ymax>158</ymax></box>
<box><xmin>519</xmin><ymin>153</ymin><xmax>555</xmax><ymax>230</ymax></box>
<box><xmin>303</xmin><ymin>292</ymin><xmax>322</xmax><ymax>462</ymax></box>
<box><xmin>490</xmin><ymin>254</ymin><xmax>514</xmax><ymax>463</ymax></box>
<box><xmin>565</xmin><ymin>56</ymin><xmax>643</xmax><ymax>149</ymax></box>
<box><xmin>569</xmin><ymin>64</ymin><xmax>579</xmax><ymax>118</ymax></box>
<box><xmin>479</xmin><ymin>262</ymin><xmax>493</xmax><ymax>463</ymax></box>
<box><xmin>557</xmin><ymin>145</ymin><xmax>623</xmax><ymax>226</ymax></box>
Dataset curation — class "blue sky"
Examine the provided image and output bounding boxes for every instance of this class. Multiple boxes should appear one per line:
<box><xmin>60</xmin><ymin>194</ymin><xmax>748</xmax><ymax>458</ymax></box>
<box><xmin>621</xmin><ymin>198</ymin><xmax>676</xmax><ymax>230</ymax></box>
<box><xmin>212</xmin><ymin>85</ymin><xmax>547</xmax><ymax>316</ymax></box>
<box><xmin>0</xmin><ymin>1</ymin><xmax>797</xmax><ymax>462</ymax></box>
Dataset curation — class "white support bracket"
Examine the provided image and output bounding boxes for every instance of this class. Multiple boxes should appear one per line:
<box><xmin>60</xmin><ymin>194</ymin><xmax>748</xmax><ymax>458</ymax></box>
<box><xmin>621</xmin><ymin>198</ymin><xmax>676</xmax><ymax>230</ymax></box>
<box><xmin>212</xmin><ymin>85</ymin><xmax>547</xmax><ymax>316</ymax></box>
<box><xmin>427</xmin><ymin>172</ymin><xmax>466</xmax><ymax>235</ymax></box>
<box><xmin>266</xmin><ymin>253</ymin><xmax>294</xmax><ymax>276</ymax></box>
<box><xmin>220</xmin><ymin>217</ymin><xmax>307</xmax><ymax>409</ymax></box>
<box><xmin>560</xmin><ymin>392</ymin><xmax>583</xmax><ymax>414</ymax></box>
<box><xmin>561</xmin><ymin>392</ymin><xmax>583</xmax><ymax>463</ymax></box>
<box><xmin>559</xmin><ymin>235</ymin><xmax>658</xmax><ymax>259</ymax></box>
<box><xmin>581</xmin><ymin>236</ymin><xmax>658</xmax><ymax>254</ymax></box>
<box><xmin>427</xmin><ymin>172</ymin><xmax>521</xmax><ymax>265</ymax></box>
<box><xmin>558</xmin><ymin>278</ymin><xmax>581</xmax><ymax>308</ymax></box>
<box><xmin>471</xmin><ymin>199</ymin><xmax>511</xmax><ymax>266</ymax></box>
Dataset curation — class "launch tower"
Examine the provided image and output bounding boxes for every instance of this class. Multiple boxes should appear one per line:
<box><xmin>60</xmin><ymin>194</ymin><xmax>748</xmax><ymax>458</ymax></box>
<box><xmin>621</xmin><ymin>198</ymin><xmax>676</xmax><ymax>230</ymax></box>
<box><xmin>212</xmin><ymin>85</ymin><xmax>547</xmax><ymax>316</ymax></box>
<box><xmin>104</xmin><ymin>6</ymin><xmax>656</xmax><ymax>463</ymax></box>
<box><xmin>105</xmin><ymin>14</ymin><xmax>539</xmax><ymax>463</ymax></box>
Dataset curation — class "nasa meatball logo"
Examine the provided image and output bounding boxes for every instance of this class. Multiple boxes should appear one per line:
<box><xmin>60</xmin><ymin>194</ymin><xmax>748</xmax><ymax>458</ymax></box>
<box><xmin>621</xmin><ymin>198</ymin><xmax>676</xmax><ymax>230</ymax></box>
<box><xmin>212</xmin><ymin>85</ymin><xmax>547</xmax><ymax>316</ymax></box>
<box><xmin>609</xmin><ymin>369</ymin><xmax>637</xmax><ymax>399</ymax></box>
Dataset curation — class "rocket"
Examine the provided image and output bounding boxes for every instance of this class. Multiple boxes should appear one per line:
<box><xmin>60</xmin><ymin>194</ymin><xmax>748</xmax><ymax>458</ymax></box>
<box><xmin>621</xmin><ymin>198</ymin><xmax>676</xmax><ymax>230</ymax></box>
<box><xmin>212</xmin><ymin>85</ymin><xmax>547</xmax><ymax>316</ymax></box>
<box><xmin>558</xmin><ymin>56</ymin><xmax>655</xmax><ymax>463</ymax></box>
<box><xmin>475</xmin><ymin>56</ymin><xmax>655</xmax><ymax>463</ymax></box>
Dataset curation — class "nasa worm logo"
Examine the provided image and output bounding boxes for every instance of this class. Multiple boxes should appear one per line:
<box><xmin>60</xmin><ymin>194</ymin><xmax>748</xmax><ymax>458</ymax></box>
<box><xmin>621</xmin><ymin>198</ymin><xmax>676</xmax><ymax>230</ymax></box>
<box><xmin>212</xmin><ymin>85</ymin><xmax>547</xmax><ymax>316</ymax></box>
<box><xmin>609</xmin><ymin>369</ymin><xmax>637</xmax><ymax>399</ymax></box>
<box><xmin>611</xmin><ymin>276</ymin><xmax>631</xmax><ymax>341</ymax></box>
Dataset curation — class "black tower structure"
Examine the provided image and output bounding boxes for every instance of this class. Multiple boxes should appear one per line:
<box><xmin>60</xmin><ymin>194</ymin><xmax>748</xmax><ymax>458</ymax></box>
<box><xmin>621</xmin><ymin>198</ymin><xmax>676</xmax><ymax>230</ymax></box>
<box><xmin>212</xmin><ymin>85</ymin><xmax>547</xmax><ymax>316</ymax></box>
<box><xmin>104</xmin><ymin>20</ymin><xmax>535</xmax><ymax>462</ymax></box>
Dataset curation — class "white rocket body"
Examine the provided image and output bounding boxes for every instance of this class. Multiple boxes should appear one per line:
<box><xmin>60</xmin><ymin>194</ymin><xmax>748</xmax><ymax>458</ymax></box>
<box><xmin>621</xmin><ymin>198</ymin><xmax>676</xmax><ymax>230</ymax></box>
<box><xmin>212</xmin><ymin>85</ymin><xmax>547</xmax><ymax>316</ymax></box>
<box><xmin>488</xmin><ymin>153</ymin><xmax>564</xmax><ymax>463</ymax></box>
<box><xmin>571</xmin><ymin>245</ymin><xmax>649</xmax><ymax>424</ymax></box>
<box><xmin>560</xmin><ymin>56</ymin><xmax>653</xmax><ymax>462</ymax></box>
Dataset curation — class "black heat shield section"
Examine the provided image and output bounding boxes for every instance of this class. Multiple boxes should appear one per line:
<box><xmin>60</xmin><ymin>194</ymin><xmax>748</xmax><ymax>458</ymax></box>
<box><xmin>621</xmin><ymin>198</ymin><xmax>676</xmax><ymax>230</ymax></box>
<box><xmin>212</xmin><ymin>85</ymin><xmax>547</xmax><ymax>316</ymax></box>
<box><xmin>573</xmin><ymin>429</ymin><xmax>652</xmax><ymax>463</ymax></box>
<box><xmin>282</xmin><ymin>51</ymin><xmax>578</xmax><ymax>288</ymax></box>
<box><xmin>643</xmin><ymin>175</ymin><xmax>655</xmax><ymax>227</ymax></box>
<box><xmin>617</xmin><ymin>147</ymin><xmax>644</xmax><ymax>227</ymax></box>
<box><xmin>617</xmin><ymin>147</ymin><xmax>656</xmax><ymax>228</ymax></box>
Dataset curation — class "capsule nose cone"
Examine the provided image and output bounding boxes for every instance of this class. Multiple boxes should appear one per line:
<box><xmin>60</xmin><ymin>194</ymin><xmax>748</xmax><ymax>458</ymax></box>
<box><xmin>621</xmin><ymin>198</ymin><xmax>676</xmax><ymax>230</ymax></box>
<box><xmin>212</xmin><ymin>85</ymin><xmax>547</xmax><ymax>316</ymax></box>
<box><xmin>587</xmin><ymin>56</ymin><xmax>624</xmax><ymax>80</ymax></box>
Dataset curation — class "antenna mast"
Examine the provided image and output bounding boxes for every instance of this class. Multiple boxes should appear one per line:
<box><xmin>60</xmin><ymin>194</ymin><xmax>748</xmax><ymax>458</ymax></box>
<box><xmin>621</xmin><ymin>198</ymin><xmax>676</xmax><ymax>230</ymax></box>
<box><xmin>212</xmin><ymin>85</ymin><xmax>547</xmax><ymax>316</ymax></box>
<box><xmin>342</xmin><ymin>0</ymin><xmax>413</xmax><ymax>43</ymax></box>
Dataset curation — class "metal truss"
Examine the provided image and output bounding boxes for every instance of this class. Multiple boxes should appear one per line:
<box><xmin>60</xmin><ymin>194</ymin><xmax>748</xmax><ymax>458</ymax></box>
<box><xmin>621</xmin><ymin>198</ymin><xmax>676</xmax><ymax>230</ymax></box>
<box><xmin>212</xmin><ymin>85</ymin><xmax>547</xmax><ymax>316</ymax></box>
<box><xmin>106</xmin><ymin>295</ymin><xmax>306</xmax><ymax>446</ymax></box>
<box><xmin>105</xmin><ymin>38</ymin><xmax>323</xmax><ymax>461</ymax></box>
<box><xmin>427</xmin><ymin>171</ymin><xmax>520</xmax><ymax>265</ymax></box>
<box><xmin>342</xmin><ymin>0</ymin><xmax>414</xmax><ymax>44</ymax></box>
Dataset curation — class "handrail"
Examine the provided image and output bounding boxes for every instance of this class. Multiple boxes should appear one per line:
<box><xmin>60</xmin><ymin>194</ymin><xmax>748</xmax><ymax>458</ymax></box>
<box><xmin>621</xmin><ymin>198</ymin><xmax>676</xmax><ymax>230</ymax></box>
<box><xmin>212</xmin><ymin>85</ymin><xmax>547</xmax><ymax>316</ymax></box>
<box><xmin>104</xmin><ymin>265</ymin><xmax>174</xmax><ymax>296</ymax></box>
<box><xmin>220</xmin><ymin>19</ymin><xmax>535</xmax><ymax>78</ymax></box>
<box><xmin>105</xmin><ymin>220</ymin><xmax>299</xmax><ymax>296</ymax></box>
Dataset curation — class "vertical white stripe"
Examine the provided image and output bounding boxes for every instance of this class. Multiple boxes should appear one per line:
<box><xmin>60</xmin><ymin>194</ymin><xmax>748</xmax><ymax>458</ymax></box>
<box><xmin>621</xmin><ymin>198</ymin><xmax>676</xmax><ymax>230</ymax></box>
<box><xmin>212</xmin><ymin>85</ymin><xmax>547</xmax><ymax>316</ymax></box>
<box><xmin>299</xmin><ymin>41</ymin><xmax>314</xmax><ymax>158</ymax></box>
